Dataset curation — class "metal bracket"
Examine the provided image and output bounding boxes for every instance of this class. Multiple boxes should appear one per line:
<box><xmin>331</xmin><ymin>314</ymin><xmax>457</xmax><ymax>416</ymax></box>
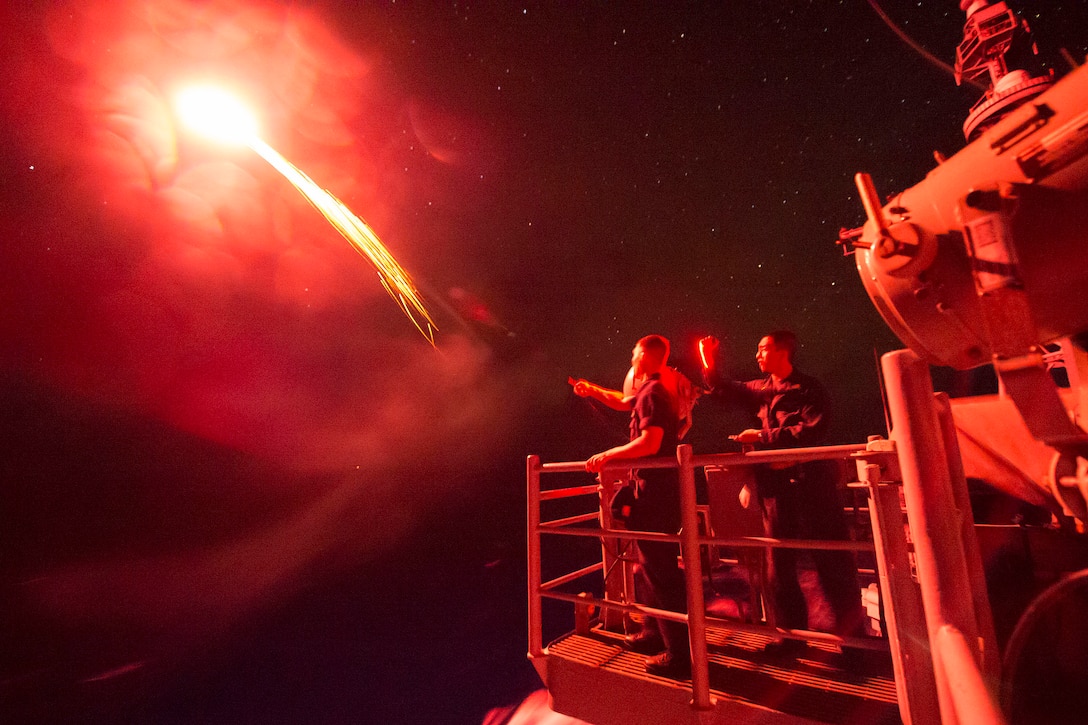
<box><xmin>958</xmin><ymin>186</ymin><xmax>1088</xmax><ymax>457</ymax></box>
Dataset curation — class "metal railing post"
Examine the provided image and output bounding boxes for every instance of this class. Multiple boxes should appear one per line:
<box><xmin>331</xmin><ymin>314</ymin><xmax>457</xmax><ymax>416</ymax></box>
<box><xmin>883</xmin><ymin>349</ymin><xmax>991</xmax><ymax>725</ymax></box>
<box><xmin>936</xmin><ymin>625</ymin><xmax>1008</xmax><ymax>725</ymax></box>
<box><xmin>676</xmin><ymin>444</ymin><xmax>711</xmax><ymax>710</ymax></box>
<box><xmin>527</xmin><ymin>455</ymin><xmax>544</xmax><ymax>659</ymax></box>
<box><xmin>934</xmin><ymin>392</ymin><xmax>1001</xmax><ymax>687</ymax></box>
<box><xmin>857</xmin><ymin>452</ymin><xmax>940</xmax><ymax>725</ymax></box>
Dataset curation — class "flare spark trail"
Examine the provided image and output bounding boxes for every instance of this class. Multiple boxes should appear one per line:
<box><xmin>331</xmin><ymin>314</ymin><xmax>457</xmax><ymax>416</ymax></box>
<box><xmin>175</xmin><ymin>86</ymin><xmax>436</xmax><ymax>345</ymax></box>
<box><xmin>249</xmin><ymin>138</ymin><xmax>437</xmax><ymax>345</ymax></box>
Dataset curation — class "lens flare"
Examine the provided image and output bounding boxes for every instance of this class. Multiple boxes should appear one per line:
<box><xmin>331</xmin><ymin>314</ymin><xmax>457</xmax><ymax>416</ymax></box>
<box><xmin>175</xmin><ymin>86</ymin><xmax>437</xmax><ymax>345</ymax></box>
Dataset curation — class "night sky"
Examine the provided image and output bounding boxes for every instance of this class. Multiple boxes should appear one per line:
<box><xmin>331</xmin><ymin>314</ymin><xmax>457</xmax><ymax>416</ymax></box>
<box><xmin>3</xmin><ymin>2</ymin><xmax>1087</xmax><ymax>723</ymax></box>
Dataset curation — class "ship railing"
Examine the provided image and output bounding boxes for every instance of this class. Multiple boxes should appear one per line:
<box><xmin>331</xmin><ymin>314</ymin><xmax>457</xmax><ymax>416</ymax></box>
<box><xmin>527</xmin><ymin>441</ymin><xmax>902</xmax><ymax>713</ymax></box>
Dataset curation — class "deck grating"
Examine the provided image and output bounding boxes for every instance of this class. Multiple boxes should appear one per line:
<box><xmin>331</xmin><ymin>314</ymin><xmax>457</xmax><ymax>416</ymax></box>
<box><xmin>548</xmin><ymin>624</ymin><xmax>901</xmax><ymax>724</ymax></box>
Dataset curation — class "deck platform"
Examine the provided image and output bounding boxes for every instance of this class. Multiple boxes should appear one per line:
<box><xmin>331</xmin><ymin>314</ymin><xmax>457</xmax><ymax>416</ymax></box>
<box><xmin>540</xmin><ymin>624</ymin><xmax>900</xmax><ymax>725</ymax></box>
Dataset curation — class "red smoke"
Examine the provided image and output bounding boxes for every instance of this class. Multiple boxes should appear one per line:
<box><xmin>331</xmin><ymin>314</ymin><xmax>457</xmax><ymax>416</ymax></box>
<box><xmin>0</xmin><ymin>0</ymin><xmax>508</xmax><ymax>472</ymax></box>
<box><xmin>1</xmin><ymin>2</ymin><xmax>531</xmax><ymax>715</ymax></box>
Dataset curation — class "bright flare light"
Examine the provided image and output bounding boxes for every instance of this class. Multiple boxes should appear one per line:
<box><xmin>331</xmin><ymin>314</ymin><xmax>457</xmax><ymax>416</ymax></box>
<box><xmin>175</xmin><ymin>86</ymin><xmax>259</xmax><ymax>145</ymax></box>
<box><xmin>175</xmin><ymin>87</ymin><xmax>437</xmax><ymax>345</ymax></box>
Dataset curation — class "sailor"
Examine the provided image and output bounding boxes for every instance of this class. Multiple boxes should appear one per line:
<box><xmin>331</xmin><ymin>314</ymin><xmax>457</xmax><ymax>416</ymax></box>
<box><xmin>585</xmin><ymin>335</ymin><xmax>691</xmax><ymax>677</ymax></box>
<box><xmin>700</xmin><ymin>331</ymin><xmax>865</xmax><ymax>660</ymax></box>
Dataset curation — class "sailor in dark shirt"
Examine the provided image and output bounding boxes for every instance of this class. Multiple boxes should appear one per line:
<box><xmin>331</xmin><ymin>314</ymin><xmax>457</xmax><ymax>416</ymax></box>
<box><xmin>586</xmin><ymin>335</ymin><xmax>689</xmax><ymax>677</ymax></box>
<box><xmin>700</xmin><ymin>331</ymin><xmax>864</xmax><ymax>656</ymax></box>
